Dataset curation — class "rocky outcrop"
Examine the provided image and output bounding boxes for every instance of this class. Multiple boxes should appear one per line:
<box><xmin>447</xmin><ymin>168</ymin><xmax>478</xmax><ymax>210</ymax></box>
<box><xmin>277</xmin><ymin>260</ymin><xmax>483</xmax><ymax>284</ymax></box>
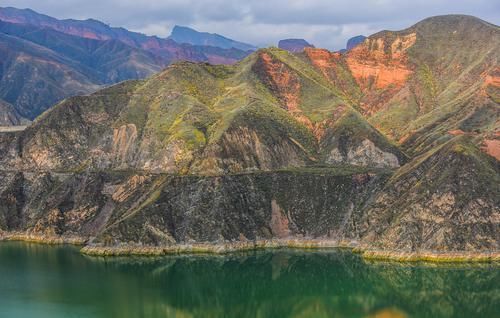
<box><xmin>326</xmin><ymin>139</ymin><xmax>400</xmax><ymax>168</ymax></box>
<box><xmin>191</xmin><ymin>125</ymin><xmax>311</xmax><ymax>174</ymax></box>
<box><xmin>253</xmin><ymin>52</ymin><xmax>302</xmax><ymax>111</ymax></box>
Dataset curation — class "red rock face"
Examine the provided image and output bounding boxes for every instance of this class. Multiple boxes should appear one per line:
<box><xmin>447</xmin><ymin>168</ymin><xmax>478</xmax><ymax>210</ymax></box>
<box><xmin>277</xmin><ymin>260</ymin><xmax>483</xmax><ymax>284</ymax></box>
<box><xmin>448</xmin><ymin>129</ymin><xmax>467</xmax><ymax>136</ymax></box>
<box><xmin>303</xmin><ymin>48</ymin><xmax>359</xmax><ymax>99</ymax></box>
<box><xmin>346</xmin><ymin>34</ymin><xmax>415</xmax><ymax>90</ymax></box>
<box><xmin>254</xmin><ymin>52</ymin><xmax>301</xmax><ymax>112</ymax></box>
<box><xmin>345</xmin><ymin>33</ymin><xmax>416</xmax><ymax>115</ymax></box>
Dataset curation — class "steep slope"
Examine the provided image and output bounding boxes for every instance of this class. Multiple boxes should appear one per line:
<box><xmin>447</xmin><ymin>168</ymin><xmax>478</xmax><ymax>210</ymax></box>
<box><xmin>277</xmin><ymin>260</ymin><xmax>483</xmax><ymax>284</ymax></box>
<box><xmin>0</xmin><ymin>169</ymin><xmax>387</xmax><ymax>247</ymax></box>
<box><xmin>169</xmin><ymin>25</ymin><xmax>256</xmax><ymax>51</ymax></box>
<box><xmin>359</xmin><ymin>136</ymin><xmax>499</xmax><ymax>252</ymax></box>
<box><xmin>2</xmin><ymin>48</ymin><xmax>404</xmax><ymax>174</ymax></box>
<box><xmin>345</xmin><ymin>15</ymin><xmax>499</xmax><ymax>159</ymax></box>
<box><xmin>0</xmin><ymin>31</ymin><xmax>101</xmax><ymax>119</ymax></box>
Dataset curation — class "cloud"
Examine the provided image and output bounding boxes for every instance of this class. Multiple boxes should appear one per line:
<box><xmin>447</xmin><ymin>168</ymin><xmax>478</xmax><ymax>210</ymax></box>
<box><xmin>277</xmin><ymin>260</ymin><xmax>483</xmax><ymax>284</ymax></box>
<box><xmin>1</xmin><ymin>0</ymin><xmax>499</xmax><ymax>49</ymax></box>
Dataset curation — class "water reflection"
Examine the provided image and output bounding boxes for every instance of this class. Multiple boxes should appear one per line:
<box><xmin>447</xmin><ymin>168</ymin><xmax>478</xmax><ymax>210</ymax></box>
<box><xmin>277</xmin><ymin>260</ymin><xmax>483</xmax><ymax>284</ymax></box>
<box><xmin>0</xmin><ymin>242</ymin><xmax>498</xmax><ymax>318</ymax></box>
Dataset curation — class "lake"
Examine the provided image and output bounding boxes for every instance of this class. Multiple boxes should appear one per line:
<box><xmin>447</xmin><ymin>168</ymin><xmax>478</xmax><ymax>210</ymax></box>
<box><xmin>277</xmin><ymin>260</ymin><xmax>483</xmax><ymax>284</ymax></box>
<box><xmin>0</xmin><ymin>242</ymin><xmax>498</xmax><ymax>318</ymax></box>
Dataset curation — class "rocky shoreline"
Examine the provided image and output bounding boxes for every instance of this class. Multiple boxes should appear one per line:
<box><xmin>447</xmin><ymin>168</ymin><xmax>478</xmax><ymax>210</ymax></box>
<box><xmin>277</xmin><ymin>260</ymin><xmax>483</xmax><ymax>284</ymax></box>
<box><xmin>356</xmin><ymin>249</ymin><xmax>500</xmax><ymax>263</ymax></box>
<box><xmin>79</xmin><ymin>239</ymin><xmax>354</xmax><ymax>256</ymax></box>
<box><xmin>0</xmin><ymin>232</ymin><xmax>87</xmax><ymax>245</ymax></box>
<box><xmin>79</xmin><ymin>244</ymin><xmax>500</xmax><ymax>263</ymax></box>
<box><xmin>2</xmin><ymin>232</ymin><xmax>498</xmax><ymax>263</ymax></box>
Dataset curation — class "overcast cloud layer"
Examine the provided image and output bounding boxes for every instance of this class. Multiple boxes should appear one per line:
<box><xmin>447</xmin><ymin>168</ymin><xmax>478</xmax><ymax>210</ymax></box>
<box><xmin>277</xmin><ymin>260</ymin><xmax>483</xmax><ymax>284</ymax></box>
<box><xmin>1</xmin><ymin>0</ymin><xmax>499</xmax><ymax>50</ymax></box>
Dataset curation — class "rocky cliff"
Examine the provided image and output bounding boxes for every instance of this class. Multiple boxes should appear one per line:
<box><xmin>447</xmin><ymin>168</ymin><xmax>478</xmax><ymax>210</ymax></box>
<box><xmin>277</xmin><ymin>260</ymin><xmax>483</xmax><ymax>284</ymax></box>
<box><xmin>0</xmin><ymin>169</ymin><xmax>387</xmax><ymax>246</ymax></box>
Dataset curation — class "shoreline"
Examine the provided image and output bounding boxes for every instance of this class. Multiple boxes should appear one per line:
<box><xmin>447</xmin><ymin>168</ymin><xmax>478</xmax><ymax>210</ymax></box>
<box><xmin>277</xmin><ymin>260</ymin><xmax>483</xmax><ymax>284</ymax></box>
<box><xmin>80</xmin><ymin>239</ymin><xmax>353</xmax><ymax>256</ymax></box>
<box><xmin>2</xmin><ymin>233</ymin><xmax>499</xmax><ymax>263</ymax></box>
<box><xmin>356</xmin><ymin>249</ymin><xmax>500</xmax><ymax>263</ymax></box>
<box><xmin>0</xmin><ymin>232</ymin><xmax>87</xmax><ymax>245</ymax></box>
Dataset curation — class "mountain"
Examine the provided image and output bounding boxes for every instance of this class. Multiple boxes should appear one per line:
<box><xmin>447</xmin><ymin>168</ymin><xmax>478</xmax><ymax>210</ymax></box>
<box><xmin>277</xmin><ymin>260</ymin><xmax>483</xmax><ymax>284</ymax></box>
<box><xmin>346</xmin><ymin>35</ymin><xmax>366</xmax><ymax>50</ymax></box>
<box><xmin>0</xmin><ymin>15</ymin><xmax>498</xmax><ymax>259</ymax></box>
<box><xmin>169</xmin><ymin>25</ymin><xmax>257</xmax><ymax>51</ymax></box>
<box><xmin>278</xmin><ymin>39</ymin><xmax>315</xmax><ymax>52</ymax></box>
<box><xmin>0</xmin><ymin>48</ymin><xmax>404</xmax><ymax>173</ymax></box>
<box><xmin>0</xmin><ymin>19</ymin><xmax>163</xmax><ymax>119</ymax></box>
<box><xmin>360</xmin><ymin>136</ymin><xmax>499</xmax><ymax>251</ymax></box>
<box><xmin>0</xmin><ymin>7</ymin><xmax>253</xmax><ymax>119</ymax></box>
<box><xmin>345</xmin><ymin>15</ymin><xmax>499</xmax><ymax>158</ymax></box>
<box><xmin>0</xmin><ymin>7</ymin><xmax>256</xmax><ymax>57</ymax></box>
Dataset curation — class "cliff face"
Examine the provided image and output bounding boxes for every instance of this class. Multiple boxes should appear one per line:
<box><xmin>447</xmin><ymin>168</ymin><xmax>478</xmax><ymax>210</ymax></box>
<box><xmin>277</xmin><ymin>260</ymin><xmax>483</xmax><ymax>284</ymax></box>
<box><xmin>0</xmin><ymin>169</ymin><xmax>386</xmax><ymax>245</ymax></box>
<box><xmin>0</xmin><ymin>15</ymin><xmax>498</xmax><ymax>255</ymax></box>
<box><xmin>359</xmin><ymin>137</ymin><xmax>499</xmax><ymax>251</ymax></box>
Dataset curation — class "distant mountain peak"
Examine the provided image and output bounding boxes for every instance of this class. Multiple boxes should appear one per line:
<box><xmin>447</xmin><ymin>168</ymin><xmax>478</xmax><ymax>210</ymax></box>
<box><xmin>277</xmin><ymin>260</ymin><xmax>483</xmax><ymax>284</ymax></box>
<box><xmin>172</xmin><ymin>25</ymin><xmax>194</xmax><ymax>32</ymax></box>
<box><xmin>346</xmin><ymin>35</ymin><xmax>366</xmax><ymax>51</ymax></box>
<box><xmin>169</xmin><ymin>25</ymin><xmax>257</xmax><ymax>51</ymax></box>
<box><xmin>278</xmin><ymin>39</ymin><xmax>315</xmax><ymax>52</ymax></box>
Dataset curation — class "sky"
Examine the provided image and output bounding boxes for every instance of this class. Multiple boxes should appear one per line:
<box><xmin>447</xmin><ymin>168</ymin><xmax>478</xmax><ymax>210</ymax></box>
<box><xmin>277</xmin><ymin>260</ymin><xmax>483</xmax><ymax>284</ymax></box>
<box><xmin>1</xmin><ymin>0</ymin><xmax>499</xmax><ymax>50</ymax></box>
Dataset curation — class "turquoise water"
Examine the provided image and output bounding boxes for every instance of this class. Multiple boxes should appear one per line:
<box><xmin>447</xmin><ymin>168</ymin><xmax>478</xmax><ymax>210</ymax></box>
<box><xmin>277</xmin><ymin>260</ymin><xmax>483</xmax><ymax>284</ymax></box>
<box><xmin>0</xmin><ymin>242</ymin><xmax>498</xmax><ymax>318</ymax></box>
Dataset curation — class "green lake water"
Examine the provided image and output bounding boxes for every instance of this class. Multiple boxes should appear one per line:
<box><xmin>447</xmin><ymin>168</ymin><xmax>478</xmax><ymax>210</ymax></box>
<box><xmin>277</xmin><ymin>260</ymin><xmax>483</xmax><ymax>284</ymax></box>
<box><xmin>0</xmin><ymin>242</ymin><xmax>498</xmax><ymax>318</ymax></box>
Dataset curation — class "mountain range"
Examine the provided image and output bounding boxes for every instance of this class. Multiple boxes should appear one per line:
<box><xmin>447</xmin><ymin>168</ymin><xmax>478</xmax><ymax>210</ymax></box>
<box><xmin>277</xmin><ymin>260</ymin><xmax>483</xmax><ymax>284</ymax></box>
<box><xmin>169</xmin><ymin>25</ymin><xmax>256</xmax><ymax>51</ymax></box>
<box><xmin>0</xmin><ymin>7</ymin><xmax>367</xmax><ymax>123</ymax></box>
<box><xmin>0</xmin><ymin>12</ymin><xmax>498</xmax><ymax>259</ymax></box>
<box><xmin>0</xmin><ymin>7</ymin><xmax>254</xmax><ymax>120</ymax></box>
